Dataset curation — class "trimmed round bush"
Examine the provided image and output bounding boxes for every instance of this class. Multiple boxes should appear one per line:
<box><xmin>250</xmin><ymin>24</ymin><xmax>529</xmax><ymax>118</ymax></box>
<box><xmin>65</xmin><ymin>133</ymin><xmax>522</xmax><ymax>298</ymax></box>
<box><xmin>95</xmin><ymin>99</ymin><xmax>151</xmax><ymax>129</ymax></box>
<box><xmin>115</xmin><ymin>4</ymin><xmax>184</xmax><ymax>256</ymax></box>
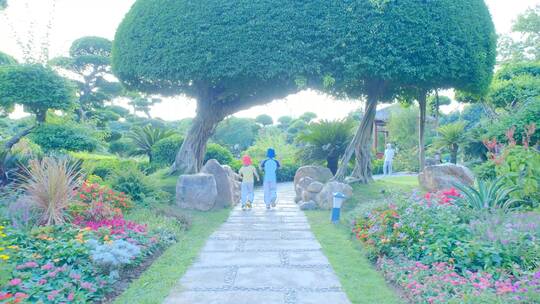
<box><xmin>204</xmin><ymin>143</ymin><xmax>233</xmax><ymax>166</ymax></box>
<box><xmin>30</xmin><ymin>123</ymin><xmax>98</xmax><ymax>152</ymax></box>
<box><xmin>151</xmin><ymin>135</ymin><xmax>184</xmax><ymax>166</ymax></box>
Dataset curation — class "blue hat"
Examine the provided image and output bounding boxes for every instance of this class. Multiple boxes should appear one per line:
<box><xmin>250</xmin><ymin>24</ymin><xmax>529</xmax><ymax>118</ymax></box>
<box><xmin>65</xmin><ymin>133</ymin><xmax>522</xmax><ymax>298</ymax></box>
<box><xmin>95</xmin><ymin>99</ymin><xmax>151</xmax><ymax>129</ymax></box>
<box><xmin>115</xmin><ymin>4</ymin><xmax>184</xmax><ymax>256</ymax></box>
<box><xmin>266</xmin><ymin>148</ymin><xmax>276</xmax><ymax>158</ymax></box>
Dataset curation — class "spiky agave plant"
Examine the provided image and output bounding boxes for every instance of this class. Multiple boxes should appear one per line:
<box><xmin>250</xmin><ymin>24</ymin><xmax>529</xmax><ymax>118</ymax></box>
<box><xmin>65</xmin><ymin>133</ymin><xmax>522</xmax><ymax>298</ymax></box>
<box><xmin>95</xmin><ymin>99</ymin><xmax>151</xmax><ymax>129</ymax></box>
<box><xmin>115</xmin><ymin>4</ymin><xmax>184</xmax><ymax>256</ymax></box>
<box><xmin>127</xmin><ymin>125</ymin><xmax>174</xmax><ymax>162</ymax></box>
<box><xmin>452</xmin><ymin>176</ymin><xmax>523</xmax><ymax>213</ymax></box>
<box><xmin>18</xmin><ymin>157</ymin><xmax>82</xmax><ymax>225</ymax></box>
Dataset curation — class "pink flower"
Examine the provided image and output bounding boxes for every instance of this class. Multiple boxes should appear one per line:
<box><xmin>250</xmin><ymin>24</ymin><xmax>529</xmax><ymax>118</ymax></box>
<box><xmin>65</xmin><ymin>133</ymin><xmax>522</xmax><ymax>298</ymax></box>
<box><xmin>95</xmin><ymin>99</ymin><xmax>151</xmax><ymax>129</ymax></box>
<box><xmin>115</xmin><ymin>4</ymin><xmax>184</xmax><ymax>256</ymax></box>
<box><xmin>80</xmin><ymin>281</ymin><xmax>93</xmax><ymax>290</ymax></box>
<box><xmin>41</xmin><ymin>263</ymin><xmax>54</xmax><ymax>270</ymax></box>
<box><xmin>67</xmin><ymin>292</ymin><xmax>75</xmax><ymax>301</ymax></box>
<box><xmin>69</xmin><ymin>273</ymin><xmax>81</xmax><ymax>280</ymax></box>
<box><xmin>9</xmin><ymin>278</ymin><xmax>21</xmax><ymax>286</ymax></box>
<box><xmin>38</xmin><ymin>279</ymin><xmax>47</xmax><ymax>285</ymax></box>
<box><xmin>47</xmin><ymin>290</ymin><xmax>60</xmax><ymax>301</ymax></box>
<box><xmin>14</xmin><ymin>293</ymin><xmax>27</xmax><ymax>299</ymax></box>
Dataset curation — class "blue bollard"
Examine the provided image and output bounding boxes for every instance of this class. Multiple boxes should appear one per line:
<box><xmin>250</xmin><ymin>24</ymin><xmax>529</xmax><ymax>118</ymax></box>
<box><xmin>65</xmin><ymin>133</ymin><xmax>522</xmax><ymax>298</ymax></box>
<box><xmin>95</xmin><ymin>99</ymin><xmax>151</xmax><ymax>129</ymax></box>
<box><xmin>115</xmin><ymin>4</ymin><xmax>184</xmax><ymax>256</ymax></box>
<box><xmin>331</xmin><ymin>192</ymin><xmax>347</xmax><ymax>224</ymax></box>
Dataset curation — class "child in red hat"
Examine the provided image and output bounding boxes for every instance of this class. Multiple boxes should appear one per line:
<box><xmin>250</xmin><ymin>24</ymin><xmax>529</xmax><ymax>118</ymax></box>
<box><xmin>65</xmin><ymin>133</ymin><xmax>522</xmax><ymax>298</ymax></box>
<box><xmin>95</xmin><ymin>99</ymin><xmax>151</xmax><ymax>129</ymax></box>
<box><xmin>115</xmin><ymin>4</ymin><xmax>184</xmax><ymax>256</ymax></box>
<box><xmin>238</xmin><ymin>155</ymin><xmax>259</xmax><ymax>210</ymax></box>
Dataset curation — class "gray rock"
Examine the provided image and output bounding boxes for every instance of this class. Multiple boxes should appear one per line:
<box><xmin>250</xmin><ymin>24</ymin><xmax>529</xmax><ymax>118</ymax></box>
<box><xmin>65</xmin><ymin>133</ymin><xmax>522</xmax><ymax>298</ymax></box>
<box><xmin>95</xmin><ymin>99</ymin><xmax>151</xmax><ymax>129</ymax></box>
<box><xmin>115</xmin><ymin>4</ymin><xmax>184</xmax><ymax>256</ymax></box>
<box><xmin>302</xmin><ymin>190</ymin><xmax>316</xmax><ymax>202</ymax></box>
<box><xmin>307</xmin><ymin>181</ymin><xmax>324</xmax><ymax>193</ymax></box>
<box><xmin>201</xmin><ymin>159</ymin><xmax>233</xmax><ymax>208</ymax></box>
<box><xmin>223</xmin><ymin>165</ymin><xmax>241</xmax><ymax>205</ymax></box>
<box><xmin>293</xmin><ymin>166</ymin><xmax>333</xmax><ymax>201</ymax></box>
<box><xmin>295</xmin><ymin>176</ymin><xmax>315</xmax><ymax>202</ymax></box>
<box><xmin>299</xmin><ymin>200</ymin><xmax>318</xmax><ymax>210</ymax></box>
<box><xmin>176</xmin><ymin>174</ymin><xmax>217</xmax><ymax>211</ymax></box>
<box><xmin>315</xmin><ymin>181</ymin><xmax>353</xmax><ymax>210</ymax></box>
<box><xmin>419</xmin><ymin>163</ymin><xmax>474</xmax><ymax>192</ymax></box>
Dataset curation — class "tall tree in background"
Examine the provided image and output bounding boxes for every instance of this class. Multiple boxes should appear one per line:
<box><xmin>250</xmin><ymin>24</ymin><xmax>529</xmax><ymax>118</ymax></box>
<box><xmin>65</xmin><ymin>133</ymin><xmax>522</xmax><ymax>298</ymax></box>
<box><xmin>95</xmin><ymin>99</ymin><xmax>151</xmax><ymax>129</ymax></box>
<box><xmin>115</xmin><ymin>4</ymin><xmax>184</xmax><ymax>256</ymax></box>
<box><xmin>0</xmin><ymin>51</ymin><xmax>17</xmax><ymax>66</ymax></box>
<box><xmin>333</xmin><ymin>0</ymin><xmax>496</xmax><ymax>181</ymax></box>
<box><xmin>255</xmin><ymin>114</ymin><xmax>273</xmax><ymax>127</ymax></box>
<box><xmin>488</xmin><ymin>61</ymin><xmax>540</xmax><ymax>110</ymax></box>
<box><xmin>113</xmin><ymin>0</ymin><xmax>340</xmax><ymax>173</ymax></box>
<box><xmin>299</xmin><ymin>112</ymin><xmax>317</xmax><ymax>123</ymax></box>
<box><xmin>499</xmin><ymin>5</ymin><xmax>540</xmax><ymax>63</ymax></box>
<box><xmin>50</xmin><ymin>37</ymin><xmax>122</xmax><ymax>121</ymax></box>
<box><xmin>427</xmin><ymin>92</ymin><xmax>452</xmax><ymax>132</ymax></box>
<box><xmin>0</xmin><ymin>64</ymin><xmax>75</xmax><ymax>149</ymax></box>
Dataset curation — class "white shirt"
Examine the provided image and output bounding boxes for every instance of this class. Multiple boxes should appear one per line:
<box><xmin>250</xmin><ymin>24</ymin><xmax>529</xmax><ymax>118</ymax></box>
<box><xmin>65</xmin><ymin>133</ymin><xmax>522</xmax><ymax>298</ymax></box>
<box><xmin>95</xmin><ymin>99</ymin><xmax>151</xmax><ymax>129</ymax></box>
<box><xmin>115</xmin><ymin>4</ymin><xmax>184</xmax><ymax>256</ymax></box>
<box><xmin>384</xmin><ymin>148</ymin><xmax>395</xmax><ymax>162</ymax></box>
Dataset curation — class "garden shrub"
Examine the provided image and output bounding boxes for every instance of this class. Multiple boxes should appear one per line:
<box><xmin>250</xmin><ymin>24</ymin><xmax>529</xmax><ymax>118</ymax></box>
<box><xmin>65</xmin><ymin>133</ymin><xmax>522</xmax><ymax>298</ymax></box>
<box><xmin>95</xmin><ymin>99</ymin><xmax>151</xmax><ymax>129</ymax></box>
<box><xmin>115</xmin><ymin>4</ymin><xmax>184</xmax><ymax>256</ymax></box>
<box><xmin>372</xmin><ymin>158</ymin><xmax>384</xmax><ymax>175</ymax></box>
<box><xmin>472</xmin><ymin>160</ymin><xmax>496</xmax><ymax>180</ymax></box>
<box><xmin>108</xmin><ymin>138</ymin><xmax>136</xmax><ymax>156</ymax></box>
<box><xmin>496</xmin><ymin>145</ymin><xmax>540</xmax><ymax>206</ymax></box>
<box><xmin>109</xmin><ymin>167</ymin><xmax>164</xmax><ymax>204</ymax></box>
<box><xmin>204</xmin><ymin>143</ymin><xmax>233</xmax><ymax>166</ymax></box>
<box><xmin>70</xmin><ymin>182</ymin><xmax>132</xmax><ymax>222</ymax></box>
<box><xmin>276</xmin><ymin>159</ymin><xmax>299</xmax><ymax>182</ymax></box>
<box><xmin>151</xmin><ymin>135</ymin><xmax>183</xmax><ymax>166</ymax></box>
<box><xmin>71</xmin><ymin>152</ymin><xmax>142</xmax><ymax>179</ymax></box>
<box><xmin>30</xmin><ymin>123</ymin><xmax>99</xmax><ymax>152</ymax></box>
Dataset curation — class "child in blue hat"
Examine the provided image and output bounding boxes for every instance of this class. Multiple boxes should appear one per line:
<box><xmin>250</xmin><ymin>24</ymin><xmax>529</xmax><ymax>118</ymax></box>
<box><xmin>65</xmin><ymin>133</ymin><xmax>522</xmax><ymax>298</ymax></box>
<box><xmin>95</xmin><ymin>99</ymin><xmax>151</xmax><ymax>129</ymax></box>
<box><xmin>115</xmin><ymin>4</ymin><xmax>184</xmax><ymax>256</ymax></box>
<box><xmin>260</xmin><ymin>148</ymin><xmax>280</xmax><ymax>210</ymax></box>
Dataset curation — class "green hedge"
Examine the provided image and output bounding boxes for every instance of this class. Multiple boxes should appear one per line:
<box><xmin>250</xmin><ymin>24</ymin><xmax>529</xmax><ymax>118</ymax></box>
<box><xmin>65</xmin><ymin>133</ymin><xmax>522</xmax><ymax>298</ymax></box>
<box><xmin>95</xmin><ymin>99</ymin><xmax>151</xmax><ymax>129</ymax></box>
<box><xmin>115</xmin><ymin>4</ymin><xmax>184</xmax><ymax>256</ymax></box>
<box><xmin>31</xmin><ymin>123</ymin><xmax>99</xmax><ymax>152</ymax></box>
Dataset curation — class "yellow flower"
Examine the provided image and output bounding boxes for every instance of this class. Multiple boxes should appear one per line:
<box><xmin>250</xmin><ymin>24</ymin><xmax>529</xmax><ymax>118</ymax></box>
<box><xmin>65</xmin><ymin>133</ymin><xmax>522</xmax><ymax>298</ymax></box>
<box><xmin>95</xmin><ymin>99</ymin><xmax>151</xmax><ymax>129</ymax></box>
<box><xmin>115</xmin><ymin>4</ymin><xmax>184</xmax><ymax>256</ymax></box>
<box><xmin>7</xmin><ymin>245</ymin><xmax>19</xmax><ymax>250</ymax></box>
<box><xmin>32</xmin><ymin>253</ymin><xmax>42</xmax><ymax>259</ymax></box>
<box><xmin>0</xmin><ymin>255</ymin><xmax>9</xmax><ymax>260</ymax></box>
<box><xmin>419</xmin><ymin>230</ymin><xmax>425</xmax><ymax>235</ymax></box>
<box><xmin>53</xmin><ymin>258</ymin><xmax>60</xmax><ymax>263</ymax></box>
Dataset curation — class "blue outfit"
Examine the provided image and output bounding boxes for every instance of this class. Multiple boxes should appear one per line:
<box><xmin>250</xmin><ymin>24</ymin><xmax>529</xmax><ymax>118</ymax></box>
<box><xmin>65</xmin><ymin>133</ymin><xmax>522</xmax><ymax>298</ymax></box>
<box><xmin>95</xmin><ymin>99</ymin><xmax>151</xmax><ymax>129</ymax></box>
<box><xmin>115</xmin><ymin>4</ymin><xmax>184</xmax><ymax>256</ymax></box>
<box><xmin>261</xmin><ymin>149</ymin><xmax>280</xmax><ymax>207</ymax></box>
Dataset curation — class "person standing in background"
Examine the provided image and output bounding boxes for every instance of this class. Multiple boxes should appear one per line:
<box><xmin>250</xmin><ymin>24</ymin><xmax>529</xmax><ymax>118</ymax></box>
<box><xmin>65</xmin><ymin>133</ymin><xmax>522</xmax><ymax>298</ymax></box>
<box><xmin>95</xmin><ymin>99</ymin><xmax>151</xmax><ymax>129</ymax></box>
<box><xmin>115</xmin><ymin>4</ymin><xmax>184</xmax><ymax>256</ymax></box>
<box><xmin>383</xmin><ymin>143</ymin><xmax>395</xmax><ymax>175</ymax></box>
<box><xmin>260</xmin><ymin>148</ymin><xmax>280</xmax><ymax>210</ymax></box>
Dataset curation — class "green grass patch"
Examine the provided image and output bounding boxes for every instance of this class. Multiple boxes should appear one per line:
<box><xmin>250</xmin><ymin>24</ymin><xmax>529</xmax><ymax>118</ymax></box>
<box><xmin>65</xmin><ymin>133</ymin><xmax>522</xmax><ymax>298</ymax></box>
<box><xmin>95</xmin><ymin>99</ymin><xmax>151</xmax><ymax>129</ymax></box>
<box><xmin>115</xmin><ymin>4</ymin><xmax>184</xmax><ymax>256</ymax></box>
<box><xmin>306</xmin><ymin>211</ymin><xmax>402</xmax><ymax>304</ymax></box>
<box><xmin>114</xmin><ymin>208</ymin><xmax>230</xmax><ymax>303</ymax></box>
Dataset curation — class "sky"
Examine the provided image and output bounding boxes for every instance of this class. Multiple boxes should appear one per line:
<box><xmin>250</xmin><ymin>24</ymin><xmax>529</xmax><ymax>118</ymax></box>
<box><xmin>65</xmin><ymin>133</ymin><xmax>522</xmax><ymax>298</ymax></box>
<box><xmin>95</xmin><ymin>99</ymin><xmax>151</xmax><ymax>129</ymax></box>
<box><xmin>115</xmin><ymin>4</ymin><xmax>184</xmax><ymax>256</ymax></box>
<box><xmin>1</xmin><ymin>0</ymin><xmax>538</xmax><ymax>121</ymax></box>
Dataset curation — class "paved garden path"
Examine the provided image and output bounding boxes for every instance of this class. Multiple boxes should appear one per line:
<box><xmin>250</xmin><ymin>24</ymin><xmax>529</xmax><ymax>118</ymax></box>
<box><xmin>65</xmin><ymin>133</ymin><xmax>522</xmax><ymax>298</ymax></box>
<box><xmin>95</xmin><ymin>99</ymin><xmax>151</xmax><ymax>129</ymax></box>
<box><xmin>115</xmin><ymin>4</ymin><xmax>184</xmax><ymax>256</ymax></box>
<box><xmin>164</xmin><ymin>183</ymin><xmax>351</xmax><ymax>304</ymax></box>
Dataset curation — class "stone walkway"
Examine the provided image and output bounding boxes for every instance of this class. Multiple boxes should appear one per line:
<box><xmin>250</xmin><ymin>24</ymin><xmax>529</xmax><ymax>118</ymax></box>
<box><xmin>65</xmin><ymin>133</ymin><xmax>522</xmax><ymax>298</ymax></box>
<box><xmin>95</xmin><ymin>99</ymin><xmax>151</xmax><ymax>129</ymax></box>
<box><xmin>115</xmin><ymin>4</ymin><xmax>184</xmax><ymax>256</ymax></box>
<box><xmin>164</xmin><ymin>183</ymin><xmax>351</xmax><ymax>304</ymax></box>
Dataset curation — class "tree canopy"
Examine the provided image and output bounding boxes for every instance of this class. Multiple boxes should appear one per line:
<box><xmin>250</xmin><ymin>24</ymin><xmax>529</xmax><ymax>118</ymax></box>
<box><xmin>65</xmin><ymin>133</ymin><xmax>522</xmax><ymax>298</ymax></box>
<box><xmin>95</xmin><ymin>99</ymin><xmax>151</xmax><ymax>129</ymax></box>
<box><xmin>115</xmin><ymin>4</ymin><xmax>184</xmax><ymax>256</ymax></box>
<box><xmin>0</xmin><ymin>51</ymin><xmax>17</xmax><ymax>66</ymax></box>
<box><xmin>255</xmin><ymin>114</ymin><xmax>273</xmax><ymax>126</ymax></box>
<box><xmin>0</xmin><ymin>64</ymin><xmax>75</xmax><ymax>123</ymax></box>
<box><xmin>333</xmin><ymin>0</ymin><xmax>496</xmax><ymax>181</ymax></box>
<box><xmin>488</xmin><ymin>61</ymin><xmax>540</xmax><ymax>109</ymax></box>
<box><xmin>112</xmin><ymin>0</ymin><xmax>340</xmax><ymax>173</ymax></box>
<box><xmin>50</xmin><ymin>36</ymin><xmax>122</xmax><ymax>122</ymax></box>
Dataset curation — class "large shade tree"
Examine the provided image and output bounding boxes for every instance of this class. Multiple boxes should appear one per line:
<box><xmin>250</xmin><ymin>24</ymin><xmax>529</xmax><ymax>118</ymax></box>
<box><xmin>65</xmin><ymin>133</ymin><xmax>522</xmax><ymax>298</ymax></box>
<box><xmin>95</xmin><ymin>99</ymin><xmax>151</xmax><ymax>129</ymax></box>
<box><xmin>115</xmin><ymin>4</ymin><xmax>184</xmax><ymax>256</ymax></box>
<box><xmin>50</xmin><ymin>36</ymin><xmax>123</xmax><ymax>122</ymax></box>
<box><xmin>332</xmin><ymin>0</ymin><xmax>496</xmax><ymax>181</ymax></box>
<box><xmin>0</xmin><ymin>64</ymin><xmax>75</xmax><ymax>149</ymax></box>
<box><xmin>112</xmin><ymin>0</ymin><xmax>339</xmax><ymax>173</ymax></box>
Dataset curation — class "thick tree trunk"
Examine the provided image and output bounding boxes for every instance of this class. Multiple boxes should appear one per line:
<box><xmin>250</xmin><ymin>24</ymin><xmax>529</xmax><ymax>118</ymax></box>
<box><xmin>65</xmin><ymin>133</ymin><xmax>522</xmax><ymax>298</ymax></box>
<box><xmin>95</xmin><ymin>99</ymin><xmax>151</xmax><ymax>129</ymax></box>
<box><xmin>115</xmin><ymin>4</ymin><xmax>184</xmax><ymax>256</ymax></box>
<box><xmin>4</xmin><ymin>125</ymin><xmax>36</xmax><ymax>151</ymax></box>
<box><xmin>333</xmin><ymin>96</ymin><xmax>378</xmax><ymax>182</ymax></box>
<box><xmin>351</xmin><ymin>97</ymin><xmax>378</xmax><ymax>183</ymax></box>
<box><xmin>450</xmin><ymin>144</ymin><xmax>458</xmax><ymax>164</ymax></box>
<box><xmin>327</xmin><ymin>156</ymin><xmax>339</xmax><ymax>175</ymax></box>
<box><xmin>434</xmin><ymin>90</ymin><xmax>440</xmax><ymax>135</ymax></box>
<box><xmin>172</xmin><ymin>98</ymin><xmax>224</xmax><ymax>174</ymax></box>
<box><xmin>418</xmin><ymin>92</ymin><xmax>427</xmax><ymax>171</ymax></box>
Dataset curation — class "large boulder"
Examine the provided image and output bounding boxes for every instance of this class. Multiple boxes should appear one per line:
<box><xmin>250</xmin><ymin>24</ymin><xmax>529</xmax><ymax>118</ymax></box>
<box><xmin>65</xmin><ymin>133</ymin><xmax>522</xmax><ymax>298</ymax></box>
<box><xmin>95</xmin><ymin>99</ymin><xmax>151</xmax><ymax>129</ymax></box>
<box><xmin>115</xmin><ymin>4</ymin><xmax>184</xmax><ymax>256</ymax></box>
<box><xmin>176</xmin><ymin>174</ymin><xmax>217</xmax><ymax>211</ymax></box>
<box><xmin>419</xmin><ymin>163</ymin><xmax>475</xmax><ymax>192</ymax></box>
<box><xmin>201</xmin><ymin>159</ymin><xmax>234</xmax><ymax>208</ymax></box>
<box><xmin>223</xmin><ymin>165</ymin><xmax>241</xmax><ymax>205</ymax></box>
<box><xmin>299</xmin><ymin>200</ymin><xmax>318</xmax><ymax>210</ymax></box>
<box><xmin>293</xmin><ymin>166</ymin><xmax>333</xmax><ymax>202</ymax></box>
<box><xmin>315</xmin><ymin>181</ymin><xmax>353</xmax><ymax>210</ymax></box>
<box><xmin>295</xmin><ymin>176</ymin><xmax>315</xmax><ymax>202</ymax></box>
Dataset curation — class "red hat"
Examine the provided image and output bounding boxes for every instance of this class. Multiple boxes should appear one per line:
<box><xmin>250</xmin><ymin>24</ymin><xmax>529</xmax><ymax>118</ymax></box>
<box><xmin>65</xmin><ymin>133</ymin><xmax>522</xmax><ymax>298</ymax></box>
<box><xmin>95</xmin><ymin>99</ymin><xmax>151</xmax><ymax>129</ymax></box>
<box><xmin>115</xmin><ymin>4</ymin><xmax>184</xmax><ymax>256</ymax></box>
<box><xmin>242</xmin><ymin>155</ymin><xmax>252</xmax><ymax>165</ymax></box>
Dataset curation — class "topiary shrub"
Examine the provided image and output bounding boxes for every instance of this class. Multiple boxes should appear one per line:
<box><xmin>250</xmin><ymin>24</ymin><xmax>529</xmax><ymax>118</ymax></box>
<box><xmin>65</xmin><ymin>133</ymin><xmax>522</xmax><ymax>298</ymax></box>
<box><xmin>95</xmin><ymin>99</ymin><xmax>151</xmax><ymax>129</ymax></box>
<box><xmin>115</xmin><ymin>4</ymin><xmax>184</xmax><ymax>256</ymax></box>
<box><xmin>204</xmin><ymin>143</ymin><xmax>233</xmax><ymax>166</ymax></box>
<box><xmin>108</xmin><ymin>138</ymin><xmax>136</xmax><ymax>156</ymax></box>
<box><xmin>30</xmin><ymin>123</ymin><xmax>99</xmax><ymax>152</ymax></box>
<box><xmin>473</xmin><ymin>161</ymin><xmax>496</xmax><ymax>180</ymax></box>
<box><xmin>151</xmin><ymin>135</ymin><xmax>183</xmax><ymax>166</ymax></box>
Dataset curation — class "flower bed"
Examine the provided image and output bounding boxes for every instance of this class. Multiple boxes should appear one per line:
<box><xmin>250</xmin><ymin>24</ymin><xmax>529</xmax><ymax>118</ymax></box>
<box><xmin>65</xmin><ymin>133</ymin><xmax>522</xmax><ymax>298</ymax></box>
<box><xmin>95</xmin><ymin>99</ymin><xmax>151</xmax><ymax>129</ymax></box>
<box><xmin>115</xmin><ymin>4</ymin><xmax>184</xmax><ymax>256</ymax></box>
<box><xmin>0</xmin><ymin>182</ymin><xmax>176</xmax><ymax>303</ymax></box>
<box><xmin>353</xmin><ymin>188</ymin><xmax>540</xmax><ymax>303</ymax></box>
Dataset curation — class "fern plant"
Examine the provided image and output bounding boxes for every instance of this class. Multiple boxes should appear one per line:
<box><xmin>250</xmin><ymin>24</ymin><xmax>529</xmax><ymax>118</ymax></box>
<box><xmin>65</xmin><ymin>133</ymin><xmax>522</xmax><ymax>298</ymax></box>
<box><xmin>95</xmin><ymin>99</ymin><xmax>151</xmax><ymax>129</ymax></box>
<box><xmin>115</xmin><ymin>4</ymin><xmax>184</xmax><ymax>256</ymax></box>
<box><xmin>452</xmin><ymin>177</ymin><xmax>523</xmax><ymax>212</ymax></box>
<box><xmin>296</xmin><ymin>119</ymin><xmax>353</xmax><ymax>174</ymax></box>
<box><xmin>127</xmin><ymin>125</ymin><xmax>173</xmax><ymax>162</ymax></box>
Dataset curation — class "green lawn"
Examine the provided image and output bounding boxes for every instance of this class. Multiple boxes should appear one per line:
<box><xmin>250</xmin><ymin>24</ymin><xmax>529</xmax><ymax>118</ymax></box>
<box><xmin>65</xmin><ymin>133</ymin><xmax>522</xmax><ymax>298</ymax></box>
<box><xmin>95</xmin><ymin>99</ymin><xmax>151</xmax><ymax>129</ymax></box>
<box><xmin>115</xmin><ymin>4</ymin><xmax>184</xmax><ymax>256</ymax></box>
<box><xmin>304</xmin><ymin>176</ymin><xmax>420</xmax><ymax>304</ymax></box>
<box><xmin>114</xmin><ymin>208</ymin><xmax>230</xmax><ymax>303</ymax></box>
